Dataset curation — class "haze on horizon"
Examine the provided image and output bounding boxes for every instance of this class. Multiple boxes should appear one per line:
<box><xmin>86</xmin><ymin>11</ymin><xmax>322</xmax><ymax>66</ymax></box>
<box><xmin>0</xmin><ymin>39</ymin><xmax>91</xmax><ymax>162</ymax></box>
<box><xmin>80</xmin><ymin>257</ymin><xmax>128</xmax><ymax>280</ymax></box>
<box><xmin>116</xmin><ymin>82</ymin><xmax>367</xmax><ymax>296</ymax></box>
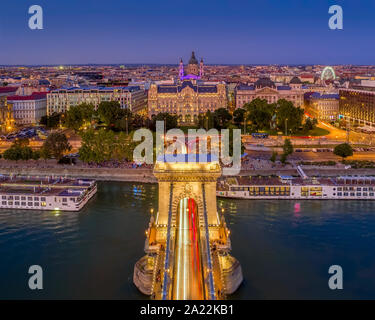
<box><xmin>0</xmin><ymin>0</ymin><xmax>374</xmax><ymax>66</ymax></box>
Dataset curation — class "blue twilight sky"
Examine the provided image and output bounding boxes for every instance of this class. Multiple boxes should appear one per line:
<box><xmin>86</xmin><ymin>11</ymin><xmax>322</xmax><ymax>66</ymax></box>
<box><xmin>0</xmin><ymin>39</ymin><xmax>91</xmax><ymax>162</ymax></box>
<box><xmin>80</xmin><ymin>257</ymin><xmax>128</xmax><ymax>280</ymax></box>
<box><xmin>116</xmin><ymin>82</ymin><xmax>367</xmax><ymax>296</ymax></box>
<box><xmin>0</xmin><ymin>0</ymin><xmax>374</xmax><ymax>65</ymax></box>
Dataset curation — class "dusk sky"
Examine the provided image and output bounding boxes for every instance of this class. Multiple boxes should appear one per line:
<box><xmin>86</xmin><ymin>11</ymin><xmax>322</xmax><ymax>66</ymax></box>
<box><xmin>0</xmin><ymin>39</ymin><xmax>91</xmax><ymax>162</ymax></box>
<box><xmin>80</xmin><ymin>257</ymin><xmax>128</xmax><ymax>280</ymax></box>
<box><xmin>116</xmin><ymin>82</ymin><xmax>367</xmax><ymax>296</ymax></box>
<box><xmin>0</xmin><ymin>0</ymin><xmax>374</xmax><ymax>65</ymax></box>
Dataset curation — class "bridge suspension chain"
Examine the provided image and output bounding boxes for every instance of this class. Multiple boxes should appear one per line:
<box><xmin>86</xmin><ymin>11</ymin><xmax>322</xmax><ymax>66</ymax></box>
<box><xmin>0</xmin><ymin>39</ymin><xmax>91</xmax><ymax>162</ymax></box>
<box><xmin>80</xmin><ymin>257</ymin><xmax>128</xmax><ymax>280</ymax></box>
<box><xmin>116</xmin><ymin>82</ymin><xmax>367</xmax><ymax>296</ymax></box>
<box><xmin>202</xmin><ymin>183</ymin><xmax>216</xmax><ymax>300</ymax></box>
<box><xmin>162</xmin><ymin>182</ymin><xmax>174</xmax><ymax>300</ymax></box>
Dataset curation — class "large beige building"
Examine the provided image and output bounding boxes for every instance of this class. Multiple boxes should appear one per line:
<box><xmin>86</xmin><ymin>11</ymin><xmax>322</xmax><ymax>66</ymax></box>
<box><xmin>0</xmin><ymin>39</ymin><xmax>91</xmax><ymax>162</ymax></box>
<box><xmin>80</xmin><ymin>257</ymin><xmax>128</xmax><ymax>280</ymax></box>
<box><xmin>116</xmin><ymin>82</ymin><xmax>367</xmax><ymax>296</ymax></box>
<box><xmin>148</xmin><ymin>52</ymin><xmax>226</xmax><ymax>123</ymax></box>
<box><xmin>304</xmin><ymin>93</ymin><xmax>339</xmax><ymax>120</ymax></box>
<box><xmin>47</xmin><ymin>86</ymin><xmax>147</xmax><ymax>115</ymax></box>
<box><xmin>148</xmin><ymin>81</ymin><xmax>227</xmax><ymax>123</ymax></box>
<box><xmin>235</xmin><ymin>77</ymin><xmax>304</xmax><ymax>108</ymax></box>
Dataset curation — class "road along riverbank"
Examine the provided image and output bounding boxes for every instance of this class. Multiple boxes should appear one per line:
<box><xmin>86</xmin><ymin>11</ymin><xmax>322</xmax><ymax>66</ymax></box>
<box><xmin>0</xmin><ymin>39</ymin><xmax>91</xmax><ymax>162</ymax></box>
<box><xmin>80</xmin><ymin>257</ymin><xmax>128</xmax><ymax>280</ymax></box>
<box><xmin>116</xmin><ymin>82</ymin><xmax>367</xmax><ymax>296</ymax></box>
<box><xmin>1</xmin><ymin>165</ymin><xmax>375</xmax><ymax>183</ymax></box>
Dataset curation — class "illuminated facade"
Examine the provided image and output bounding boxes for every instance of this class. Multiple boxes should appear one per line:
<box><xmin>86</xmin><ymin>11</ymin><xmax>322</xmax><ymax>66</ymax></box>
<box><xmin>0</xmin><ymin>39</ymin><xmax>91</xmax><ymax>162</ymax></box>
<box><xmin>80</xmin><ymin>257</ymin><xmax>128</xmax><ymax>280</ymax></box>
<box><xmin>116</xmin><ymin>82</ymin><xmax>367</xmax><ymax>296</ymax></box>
<box><xmin>7</xmin><ymin>92</ymin><xmax>47</xmax><ymax>125</ymax></box>
<box><xmin>47</xmin><ymin>86</ymin><xmax>147</xmax><ymax>115</ymax></box>
<box><xmin>235</xmin><ymin>77</ymin><xmax>304</xmax><ymax>108</ymax></box>
<box><xmin>0</xmin><ymin>87</ymin><xmax>17</xmax><ymax>132</ymax></box>
<box><xmin>339</xmin><ymin>88</ymin><xmax>375</xmax><ymax>126</ymax></box>
<box><xmin>304</xmin><ymin>93</ymin><xmax>339</xmax><ymax>120</ymax></box>
<box><xmin>148</xmin><ymin>82</ymin><xmax>226</xmax><ymax>123</ymax></box>
<box><xmin>148</xmin><ymin>81</ymin><xmax>226</xmax><ymax>123</ymax></box>
<box><xmin>134</xmin><ymin>155</ymin><xmax>242</xmax><ymax>300</ymax></box>
<box><xmin>148</xmin><ymin>52</ymin><xmax>227</xmax><ymax>123</ymax></box>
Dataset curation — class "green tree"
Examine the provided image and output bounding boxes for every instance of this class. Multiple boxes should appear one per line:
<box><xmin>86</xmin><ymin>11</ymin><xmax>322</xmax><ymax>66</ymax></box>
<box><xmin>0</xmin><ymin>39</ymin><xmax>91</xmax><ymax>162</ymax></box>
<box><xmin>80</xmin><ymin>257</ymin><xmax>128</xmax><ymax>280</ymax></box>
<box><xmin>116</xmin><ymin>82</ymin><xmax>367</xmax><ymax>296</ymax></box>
<box><xmin>283</xmin><ymin>138</ymin><xmax>294</xmax><ymax>156</ymax></box>
<box><xmin>198</xmin><ymin>111</ymin><xmax>215</xmax><ymax>130</ymax></box>
<box><xmin>65</xmin><ymin>103</ymin><xmax>95</xmax><ymax>132</ymax></box>
<box><xmin>111</xmin><ymin>131</ymin><xmax>138</xmax><ymax>161</ymax></box>
<box><xmin>114</xmin><ymin>110</ymin><xmax>133</xmax><ymax>133</ymax></box>
<box><xmin>244</xmin><ymin>98</ymin><xmax>274</xmax><ymax>132</ymax></box>
<box><xmin>303</xmin><ymin>117</ymin><xmax>318</xmax><ymax>132</ymax></box>
<box><xmin>131</xmin><ymin>114</ymin><xmax>146</xmax><ymax>130</ymax></box>
<box><xmin>233</xmin><ymin>108</ymin><xmax>245</xmax><ymax>127</ymax></box>
<box><xmin>97</xmin><ymin>101</ymin><xmax>124</xmax><ymax>127</ymax></box>
<box><xmin>20</xmin><ymin>146</ymin><xmax>33</xmax><ymax>160</ymax></box>
<box><xmin>276</xmin><ymin>99</ymin><xmax>304</xmax><ymax>134</ymax></box>
<box><xmin>3</xmin><ymin>146</ymin><xmax>21</xmax><ymax>160</ymax></box>
<box><xmin>79</xmin><ymin>129</ymin><xmax>137</xmax><ymax>163</ymax></box>
<box><xmin>213</xmin><ymin>108</ymin><xmax>232</xmax><ymax>129</ymax></box>
<box><xmin>280</xmin><ymin>138</ymin><xmax>293</xmax><ymax>164</ymax></box>
<box><xmin>151</xmin><ymin>113</ymin><xmax>178</xmax><ymax>131</ymax></box>
<box><xmin>40</xmin><ymin>113</ymin><xmax>62</xmax><ymax>129</ymax></box>
<box><xmin>3</xmin><ymin>140</ymin><xmax>34</xmax><ymax>160</ymax></box>
<box><xmin>41</xmin><ymin>132</ymin><xmax>71</xmax><ymax>160</ymax></box>
<box><xmin>79</xmin><ymin>129</ymin><xmax>114</xmax><ymax>163</ymax></box>
<box><xmin>224</xmin><ymin>124</ymin><xmax>244</xmax><ymax>157</ymax></box>
<box><xmin>32</xmin><ymin>150</ymin><xmax>41</xmax><ymax>160</ymax></box>
<box><xmin>334</xmin><ymin>143</ymin><xmax>353</xmax><ymax>160</ymax></box>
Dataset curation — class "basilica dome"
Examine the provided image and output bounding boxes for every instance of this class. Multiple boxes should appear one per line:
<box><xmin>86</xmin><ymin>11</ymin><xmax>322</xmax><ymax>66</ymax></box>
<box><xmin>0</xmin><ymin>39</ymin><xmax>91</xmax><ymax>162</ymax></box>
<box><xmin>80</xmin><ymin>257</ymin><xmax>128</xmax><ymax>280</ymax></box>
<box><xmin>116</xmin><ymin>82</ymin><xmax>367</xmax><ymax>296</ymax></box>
<box><xmin>254</xmin><ymin>77</ymin><xmax>276</xmax><ymax>89</ymax></box>
<box><xmin>290</xmin><ymin>76</ymin><xmax>302</xmax><ymax>84</ymax></box>
<box><xmin>188</xmin><ymin>51</ymin><xmax>198</xmax><ymax>65</ymax></box>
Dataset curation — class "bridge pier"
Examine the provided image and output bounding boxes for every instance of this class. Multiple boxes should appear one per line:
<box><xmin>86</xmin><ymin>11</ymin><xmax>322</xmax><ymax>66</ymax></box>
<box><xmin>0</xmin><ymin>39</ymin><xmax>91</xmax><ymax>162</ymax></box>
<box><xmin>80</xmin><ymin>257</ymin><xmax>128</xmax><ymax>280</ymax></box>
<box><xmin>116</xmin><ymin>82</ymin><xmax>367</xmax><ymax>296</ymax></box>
<box><xmin>133</xmin><ymin>255</ymin><xmax>154</xmax><ymax>295</ymax></box>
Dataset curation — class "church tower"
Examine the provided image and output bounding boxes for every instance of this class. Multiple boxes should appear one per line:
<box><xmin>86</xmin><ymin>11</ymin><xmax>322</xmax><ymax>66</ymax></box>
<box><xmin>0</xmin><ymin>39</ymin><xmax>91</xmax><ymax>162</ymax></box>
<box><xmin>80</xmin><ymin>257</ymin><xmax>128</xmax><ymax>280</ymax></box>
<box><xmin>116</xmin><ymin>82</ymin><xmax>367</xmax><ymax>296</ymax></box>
<box><xmin>199</xmin><ymin>58</ymin><xmax>204</xmax><ymax>78</ymax></box>
<box><xmin>179</xmin><ymin>58</ymin><xmax>184</xmax><ymax>79</ymax></box>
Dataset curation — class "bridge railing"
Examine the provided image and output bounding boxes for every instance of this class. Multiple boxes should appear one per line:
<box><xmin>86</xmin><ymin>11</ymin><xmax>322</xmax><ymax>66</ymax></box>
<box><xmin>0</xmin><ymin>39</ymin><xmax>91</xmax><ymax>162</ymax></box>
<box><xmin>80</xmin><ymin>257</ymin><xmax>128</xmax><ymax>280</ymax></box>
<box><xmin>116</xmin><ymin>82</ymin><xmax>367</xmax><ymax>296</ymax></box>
<box><xmin>202</xmin><ymin>183</ymin><xmax>216</xmax><ymax>300</ymax></box>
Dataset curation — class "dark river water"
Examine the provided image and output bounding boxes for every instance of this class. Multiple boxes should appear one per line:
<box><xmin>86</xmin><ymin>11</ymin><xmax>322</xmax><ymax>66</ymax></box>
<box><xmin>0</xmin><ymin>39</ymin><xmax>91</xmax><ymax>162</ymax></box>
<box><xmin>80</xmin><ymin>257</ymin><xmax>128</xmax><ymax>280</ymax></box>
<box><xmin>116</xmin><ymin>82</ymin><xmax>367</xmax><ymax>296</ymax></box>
<box><xmin>0</xmin><ymin>182</ymin><xmax>374</xmax><ymax>299</ymax></box>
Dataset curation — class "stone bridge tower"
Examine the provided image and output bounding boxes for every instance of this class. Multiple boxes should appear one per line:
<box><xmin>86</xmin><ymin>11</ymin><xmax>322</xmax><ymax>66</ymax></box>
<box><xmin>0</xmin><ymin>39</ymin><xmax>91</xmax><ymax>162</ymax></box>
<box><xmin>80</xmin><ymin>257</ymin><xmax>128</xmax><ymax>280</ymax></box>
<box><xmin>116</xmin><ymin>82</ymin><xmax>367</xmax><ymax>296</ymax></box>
<box><xmin>134</xmin><ymin>154</ymin><xmax>242</xmax><ymax>300</ymax></box>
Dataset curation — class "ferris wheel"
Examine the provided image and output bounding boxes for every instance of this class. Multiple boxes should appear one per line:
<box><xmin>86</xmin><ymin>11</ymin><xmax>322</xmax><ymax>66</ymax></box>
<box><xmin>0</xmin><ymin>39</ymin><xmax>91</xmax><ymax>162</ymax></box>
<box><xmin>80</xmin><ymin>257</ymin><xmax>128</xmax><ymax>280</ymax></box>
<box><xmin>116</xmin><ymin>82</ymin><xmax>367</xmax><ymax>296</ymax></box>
<box><xmin>321</xmin><ymin>66</ymin><xmax>336</xmax><ymax>83</ymax></box>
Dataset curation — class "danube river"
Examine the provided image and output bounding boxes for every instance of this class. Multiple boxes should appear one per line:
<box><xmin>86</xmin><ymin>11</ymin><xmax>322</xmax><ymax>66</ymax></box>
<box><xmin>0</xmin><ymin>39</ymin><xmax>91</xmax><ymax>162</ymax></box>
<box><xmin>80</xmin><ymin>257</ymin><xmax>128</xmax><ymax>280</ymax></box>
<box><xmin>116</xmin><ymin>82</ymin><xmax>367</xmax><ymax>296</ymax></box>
<box><xmin>0</xmin><ymin>182</ymin><xmax>374</xmax><ymax>299</ymax></box>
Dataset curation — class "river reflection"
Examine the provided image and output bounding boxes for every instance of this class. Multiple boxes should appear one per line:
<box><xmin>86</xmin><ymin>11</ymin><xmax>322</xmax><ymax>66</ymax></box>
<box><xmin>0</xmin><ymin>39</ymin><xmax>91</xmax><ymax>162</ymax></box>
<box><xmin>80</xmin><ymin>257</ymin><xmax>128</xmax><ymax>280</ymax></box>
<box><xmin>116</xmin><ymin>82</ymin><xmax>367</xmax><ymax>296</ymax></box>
<box><xmin>0</xmin><ymin>182</ymin><xmax>374</xmax><ymax>299</ymax></box>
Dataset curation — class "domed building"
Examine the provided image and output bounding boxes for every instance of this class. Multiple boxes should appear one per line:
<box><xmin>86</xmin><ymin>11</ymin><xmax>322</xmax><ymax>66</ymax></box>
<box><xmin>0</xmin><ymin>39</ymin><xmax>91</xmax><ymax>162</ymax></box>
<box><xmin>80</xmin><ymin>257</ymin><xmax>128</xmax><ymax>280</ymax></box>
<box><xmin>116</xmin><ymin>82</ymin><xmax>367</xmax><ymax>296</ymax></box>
<box><xmin>179</xmin><ymin>51</ymin><xmax>204</xmax><ymax>81</ymax></box>
<box><xmin>289</xmin><ymin>76</ymin><xmax>303</xmax><ymax>90</ymax></box>
<box><xmin>148</xmin><ymin>52</ymin><xmax>226</xmax><ymax>124</ymax></box>
<box><xmin>290</xmin><ymin>76</ymin><xmax>302</xmax><ymax>84</ymax></box>
<box><xmin>254</xmin><ymin>77</ymin><xmax>276</xmax><ymax>89</ymax></box>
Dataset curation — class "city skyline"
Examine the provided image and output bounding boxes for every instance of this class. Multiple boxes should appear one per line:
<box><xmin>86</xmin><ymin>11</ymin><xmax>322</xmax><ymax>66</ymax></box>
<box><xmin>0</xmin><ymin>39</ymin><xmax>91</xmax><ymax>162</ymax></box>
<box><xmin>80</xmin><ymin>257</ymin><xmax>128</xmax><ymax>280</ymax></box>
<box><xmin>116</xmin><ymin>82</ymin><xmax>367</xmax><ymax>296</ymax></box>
<box><xmin>1</xmin><ymin>0</ymin><xmax>375</xmax><ymax>65</ymax></box>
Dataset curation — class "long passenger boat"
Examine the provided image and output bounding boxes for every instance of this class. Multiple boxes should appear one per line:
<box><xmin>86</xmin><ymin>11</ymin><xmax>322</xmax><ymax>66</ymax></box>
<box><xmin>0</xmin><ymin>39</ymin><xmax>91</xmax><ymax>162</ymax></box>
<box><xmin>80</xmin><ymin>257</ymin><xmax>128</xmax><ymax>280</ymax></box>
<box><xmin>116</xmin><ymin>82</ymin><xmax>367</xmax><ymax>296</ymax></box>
<box><xmin>0</xmin><ymin>175</ymin><xmax>97</xmax><ymax>211</ymax></box>
<box><xmin>217</xmin><ymin>175</ymin><xmax>375</xmax><ymax>200</ymax></box>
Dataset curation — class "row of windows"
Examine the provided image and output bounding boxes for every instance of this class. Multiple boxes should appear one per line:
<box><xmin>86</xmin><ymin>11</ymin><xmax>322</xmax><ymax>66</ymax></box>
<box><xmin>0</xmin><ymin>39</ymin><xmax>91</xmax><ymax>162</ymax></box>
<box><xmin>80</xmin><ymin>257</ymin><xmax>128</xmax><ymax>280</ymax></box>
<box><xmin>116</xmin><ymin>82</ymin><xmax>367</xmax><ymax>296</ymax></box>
<box><xmin>249</xmin><ymin>191</ymin><xmax>290</xmax><ymax>196</ymax></box>
<box><xmin>2</xmin><ymin>196</ymin><xmax>46</xmax><ymax>201</ymax></box>
<box><xmin>337</xmin><ymin>192</ymin><xmax>375</xmax><ymax>197</ymax></box>
<box><xmin>1</xmin><ymin>201</ymin><xmax>47</xmax><ymax>207</ymax></box>
<box><xmin>336</xmin><ymin>187</ymin><xmax>374</xmax><ymax>191</ymax></box>
<box><xmin>226</xmin><ymin>191</ymin><xmax>375</xmax><ymax>197</ymax></box>
<box><xmin>231</xmin><ymin>186</ymin><xmax>290</xmax><ymax>192</ymax></box>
